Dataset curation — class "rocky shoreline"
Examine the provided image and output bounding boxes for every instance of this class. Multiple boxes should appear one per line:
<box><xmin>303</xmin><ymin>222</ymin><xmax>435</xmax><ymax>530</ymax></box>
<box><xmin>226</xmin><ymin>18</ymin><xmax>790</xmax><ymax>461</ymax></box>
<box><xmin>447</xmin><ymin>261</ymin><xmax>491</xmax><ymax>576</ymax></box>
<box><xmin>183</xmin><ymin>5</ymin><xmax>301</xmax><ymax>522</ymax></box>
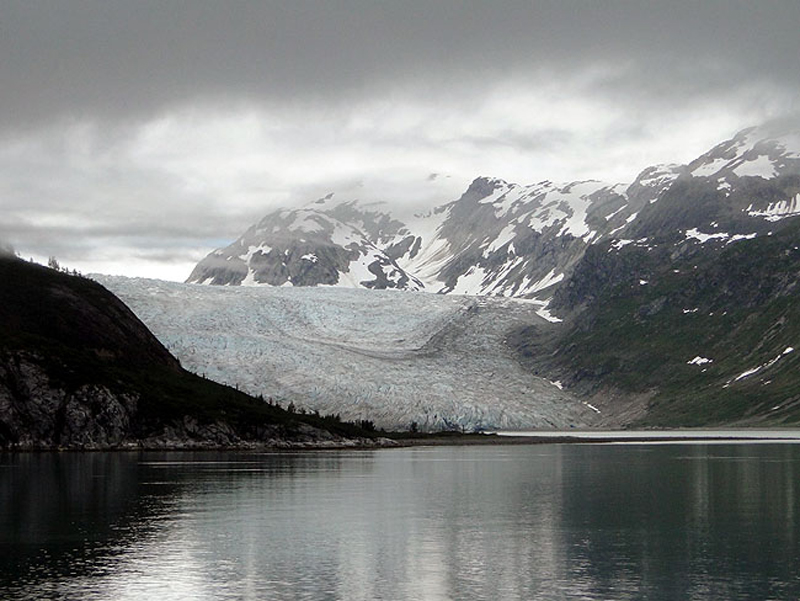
<box><xmin>5</xmin><ymin>430</ymin><xmax>800</xmax><ymax>452</ymax></box>
<box><xmin>1</xmin><ymin>437</ymin><xmax>401</xmax><ymax>452</ymax></box>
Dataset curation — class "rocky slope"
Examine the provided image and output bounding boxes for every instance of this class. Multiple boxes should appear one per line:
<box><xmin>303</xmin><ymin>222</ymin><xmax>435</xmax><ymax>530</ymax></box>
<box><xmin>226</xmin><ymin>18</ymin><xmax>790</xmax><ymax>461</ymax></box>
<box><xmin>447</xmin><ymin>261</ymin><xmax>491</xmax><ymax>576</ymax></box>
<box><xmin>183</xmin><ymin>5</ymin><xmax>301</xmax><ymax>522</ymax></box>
<box><xmin>0</xmin><ymin>256</ymin><xmax>383</xmax><ymax>449</ymax></box>
<box><xmin>187</xmin><ymin>204</ymin><xmax>423</xmax><ymax>290</ymax></box>
<box><xmin>512</xmin><ymin>221</ymin><xmax>800</xmax><ymax>428</ymax></box>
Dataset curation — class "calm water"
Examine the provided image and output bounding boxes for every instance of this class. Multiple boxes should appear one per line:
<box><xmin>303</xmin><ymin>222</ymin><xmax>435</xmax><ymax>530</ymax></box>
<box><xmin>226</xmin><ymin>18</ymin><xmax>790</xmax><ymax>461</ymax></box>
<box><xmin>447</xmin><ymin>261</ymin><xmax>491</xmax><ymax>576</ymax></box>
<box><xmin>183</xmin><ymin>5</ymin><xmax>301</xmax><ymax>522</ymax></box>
<box><xmin>1</xmin><ymin>443</ymin><xmax>799</xmax><ymax>600</ymax></box>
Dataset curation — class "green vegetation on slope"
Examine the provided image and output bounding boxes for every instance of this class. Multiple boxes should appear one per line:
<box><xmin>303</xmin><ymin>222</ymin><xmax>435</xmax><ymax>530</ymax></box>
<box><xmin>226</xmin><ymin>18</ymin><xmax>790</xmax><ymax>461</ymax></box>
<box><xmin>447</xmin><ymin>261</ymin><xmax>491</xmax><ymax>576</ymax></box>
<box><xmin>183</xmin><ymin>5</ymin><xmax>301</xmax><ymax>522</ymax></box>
<box><xmin>543</xmin><ymin>222</ymin><xmax>800</xmax><ymax>427</ymax></box>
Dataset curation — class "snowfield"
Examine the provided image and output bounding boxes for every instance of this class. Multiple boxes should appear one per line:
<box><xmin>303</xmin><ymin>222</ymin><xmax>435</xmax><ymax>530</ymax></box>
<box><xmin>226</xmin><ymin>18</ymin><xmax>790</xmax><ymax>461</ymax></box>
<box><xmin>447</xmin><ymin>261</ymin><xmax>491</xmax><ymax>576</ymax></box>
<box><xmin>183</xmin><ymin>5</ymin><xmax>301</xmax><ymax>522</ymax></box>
<box><xmin>96</xmin><ymin>276</ymin><xmax>597</xmax><ymax>432</ymax></box>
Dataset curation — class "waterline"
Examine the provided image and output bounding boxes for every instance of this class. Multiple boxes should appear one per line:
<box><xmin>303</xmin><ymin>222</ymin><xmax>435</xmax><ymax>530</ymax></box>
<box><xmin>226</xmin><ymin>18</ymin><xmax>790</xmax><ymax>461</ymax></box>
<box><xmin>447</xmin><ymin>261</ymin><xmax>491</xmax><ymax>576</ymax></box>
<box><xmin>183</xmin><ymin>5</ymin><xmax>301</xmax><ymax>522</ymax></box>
<box><xmin>495</xmin><ymin>429</ymin><xmax>800</xmax><ymax>443</ymax></box>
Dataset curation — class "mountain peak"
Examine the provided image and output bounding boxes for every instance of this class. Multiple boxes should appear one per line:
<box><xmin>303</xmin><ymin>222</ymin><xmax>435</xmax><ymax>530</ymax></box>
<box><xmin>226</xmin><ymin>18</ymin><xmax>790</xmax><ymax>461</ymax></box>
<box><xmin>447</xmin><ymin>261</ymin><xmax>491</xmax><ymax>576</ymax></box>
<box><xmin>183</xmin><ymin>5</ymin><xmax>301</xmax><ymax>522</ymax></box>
<box><xmin>188</xmin><ymin>205</ymin><xmax>422</xmax><ymax>290</ymax></box>
<box><xmin>688</xmin><ymin>125</ymin><xmax>800</xmax><ymax>180</ymax></box>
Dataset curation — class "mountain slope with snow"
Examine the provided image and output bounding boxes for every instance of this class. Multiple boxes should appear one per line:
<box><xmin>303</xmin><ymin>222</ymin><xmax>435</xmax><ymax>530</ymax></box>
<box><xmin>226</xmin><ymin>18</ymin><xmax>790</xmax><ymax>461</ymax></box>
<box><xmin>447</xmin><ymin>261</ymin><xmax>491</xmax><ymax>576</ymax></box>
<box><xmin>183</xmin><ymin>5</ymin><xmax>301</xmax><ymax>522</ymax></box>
<box><xmin>187</xmin><ymin>205</ymin><xmax>422</xmax><ymax>290</ymax></box>
<box><xmin>508</xmin><ymin>124</ymin><xmax>800</xmax><ymax>427</ymax></box>
<box><xmin>520</xmin><ymin>218</ymin><xmax>800</xmax><ymax>427</ymax></box>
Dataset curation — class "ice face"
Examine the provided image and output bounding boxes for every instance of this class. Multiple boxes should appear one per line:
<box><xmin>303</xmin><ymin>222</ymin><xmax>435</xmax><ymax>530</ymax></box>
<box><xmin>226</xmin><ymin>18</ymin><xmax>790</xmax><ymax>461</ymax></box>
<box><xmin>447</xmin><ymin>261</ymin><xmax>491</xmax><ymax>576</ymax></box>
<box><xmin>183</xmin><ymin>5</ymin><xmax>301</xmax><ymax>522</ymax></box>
<box><xmin>96</xmin><ymin>276</ymin><xmax>597</xmax><ymax>432</ymax></box>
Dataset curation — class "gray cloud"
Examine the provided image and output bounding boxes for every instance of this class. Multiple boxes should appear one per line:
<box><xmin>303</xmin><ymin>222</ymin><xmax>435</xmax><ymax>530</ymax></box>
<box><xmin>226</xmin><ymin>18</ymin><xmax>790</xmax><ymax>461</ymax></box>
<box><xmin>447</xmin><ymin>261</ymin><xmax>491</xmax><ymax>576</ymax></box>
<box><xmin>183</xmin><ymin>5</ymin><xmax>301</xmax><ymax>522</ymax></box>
<box><xmin>2</xmin><ymin>1</ymin><xmax>799</xmax><ymax>279</ymax></box>
<box><xmin>3</xmin><ymin>1</ymin><xmax>800</xmax><ymax>131</ymax></box>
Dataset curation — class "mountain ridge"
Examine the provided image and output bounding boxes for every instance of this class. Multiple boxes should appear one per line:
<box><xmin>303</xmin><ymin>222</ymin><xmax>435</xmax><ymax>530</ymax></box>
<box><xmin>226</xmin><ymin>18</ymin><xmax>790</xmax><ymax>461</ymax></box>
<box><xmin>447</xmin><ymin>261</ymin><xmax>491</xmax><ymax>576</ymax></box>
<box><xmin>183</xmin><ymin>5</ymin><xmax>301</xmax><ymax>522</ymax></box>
<box><xmin>187</xmin><ymin>125</ymin><xmax>800</xmax><ymax>311</ymax></box>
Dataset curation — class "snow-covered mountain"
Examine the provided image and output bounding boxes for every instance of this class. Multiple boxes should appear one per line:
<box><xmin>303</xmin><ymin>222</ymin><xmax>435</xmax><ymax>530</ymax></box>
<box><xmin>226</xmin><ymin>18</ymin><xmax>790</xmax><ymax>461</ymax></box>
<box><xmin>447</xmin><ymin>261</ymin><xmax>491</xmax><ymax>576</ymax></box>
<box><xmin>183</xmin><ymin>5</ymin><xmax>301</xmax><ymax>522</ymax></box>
<box><xmin>188</xmin><ymin>125</ymin><xmax>800</xmax><ymax>302</ymax></box>
<box><xmin>395</xmin><ymin>171</ymin><xmax>677</xmax><ymax>297</ymax></box>
<box><xmin>186</xmin><ymin>204</ymin><xmax>422</xmax><ymax>290</ymax></box>
<box><xmin>622</xmin><ymin>127</ymin><xmax>800</xmax><ymax>245</ymax></box>
<box><xmin>95</xmin><ymin>275</ymin><xmax>599</xmax><ymax>432</ymax></box>
<box><xmin>187</xmin><ymin>171</ymin><xmax>679</xmax><ymax>298</ymax></box>
<box><xmin>687</xmin><ymin>126</ymin><xmax>800</xmax><ymax>181</ymax></box>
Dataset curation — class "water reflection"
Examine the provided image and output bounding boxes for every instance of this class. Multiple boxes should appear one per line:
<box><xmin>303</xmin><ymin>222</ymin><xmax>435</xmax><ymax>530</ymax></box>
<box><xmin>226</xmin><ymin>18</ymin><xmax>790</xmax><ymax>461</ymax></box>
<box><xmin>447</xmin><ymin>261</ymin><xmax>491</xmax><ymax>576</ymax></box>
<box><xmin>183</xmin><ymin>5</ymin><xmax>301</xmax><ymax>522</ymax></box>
<box><xmin>1</xmin><ymin>444</ymin><xmax>799</xmax><ymax>600</ymax></box>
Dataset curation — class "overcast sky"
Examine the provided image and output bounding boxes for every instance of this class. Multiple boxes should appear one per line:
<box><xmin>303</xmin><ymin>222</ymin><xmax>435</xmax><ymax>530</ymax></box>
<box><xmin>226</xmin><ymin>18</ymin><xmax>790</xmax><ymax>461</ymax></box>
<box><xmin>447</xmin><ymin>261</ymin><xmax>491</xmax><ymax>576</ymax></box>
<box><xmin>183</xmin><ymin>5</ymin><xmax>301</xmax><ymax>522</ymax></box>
<box><xmin>2</xmin><ymin>1</ymin><xmax>799</xmax><ymax>280</ymax></box>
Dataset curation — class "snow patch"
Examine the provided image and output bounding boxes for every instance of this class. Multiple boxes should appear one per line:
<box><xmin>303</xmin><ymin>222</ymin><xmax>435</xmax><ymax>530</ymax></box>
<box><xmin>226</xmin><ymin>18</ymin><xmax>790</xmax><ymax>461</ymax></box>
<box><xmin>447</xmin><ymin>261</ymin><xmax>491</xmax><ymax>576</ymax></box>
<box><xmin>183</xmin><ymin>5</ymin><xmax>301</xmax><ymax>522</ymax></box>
<box><xmin>451</xmin><ymin>266</ymin><xmax>488</xmax><ymax>295</ymax></box>
<box><xmin>241</xmin><ymin>268</ymin><xmax>258</xmax><ymax>287</ymax></box>
<box><xmin>610</xmin><ymin>239</ymin><xmax>634</xmax><ymax>251</ymax></box>
<box><xmin>638</xmin><ymin>164</ymin><xmax>681</xmax><ymax>188</ymax></box>
<box><xmin>535</xmin><ymin>305</ymin><xmax>562</xmax><ymax>323</ymax></box>
<box><xmin>242</xmin><ymin>243</ymin><xmax>272</xmax><ymax>262</ymax></box>
<box><xmin>485</xmin><ymin>222</ymin><xmax>517</xmax><ymax>254</ymax></box>
<box><xmin>731</xmin><ymin>347</ymin><xmax>795</xmax><ymax>383</ymax></box>
<box><xmin>734</xmin><ymin>365</ymin><xmax>762</xmax><ymax>382</ymax></box>
<box><xmin>733</xmin><ymin>155</ymin><xmax>777</xmax><ymax>179</ymax></box>
<box><xmin>685</xmin><ymin>229</ymin><xmax>757</xmax><ymax>245</ymax></box>
<box><xmin>727</xmin><ymin>233</ymin><xmax>757</xmax><ymax>243</ymax></box>
<box><xmin>685</xmin><ymin>228</ymin><xmax>729</xmax><ymax>243</ymax></box>
<box><xmin>403</xmin><ymin>236</ymin><xmax>452</xmax><ymax>291</ymax></box>
<box><xmin>529</xmin><ymin>298</ymin><xmax>563</xmax><ymax>323</ymax></box>
<box><xmin>330</xmin><ymin>221</ymin><xmax>360</xmax><ymax>247</ymax></box>
<box><xmin>691</xmin><ymin>157</ymin><xmax>729</xmax><ymax>177</ymax></box>
<box><xmin>687</xmin><ymin>356</ymin><xmax>713</xmax><ymax>366</ymax></box>
<box><xmin>288</xmin><ymin>211</ymin><xmax>325</xmax><ymax>233</ymax></box>
<box><xmin>604</xmin><ymin>205</ymin><xmax>626</xmax><ymax>221</ymax></box>
<box><xmin>526</xmin><ymin>269</ymin><xmax>564</xmax><ymax>295</ymax></box>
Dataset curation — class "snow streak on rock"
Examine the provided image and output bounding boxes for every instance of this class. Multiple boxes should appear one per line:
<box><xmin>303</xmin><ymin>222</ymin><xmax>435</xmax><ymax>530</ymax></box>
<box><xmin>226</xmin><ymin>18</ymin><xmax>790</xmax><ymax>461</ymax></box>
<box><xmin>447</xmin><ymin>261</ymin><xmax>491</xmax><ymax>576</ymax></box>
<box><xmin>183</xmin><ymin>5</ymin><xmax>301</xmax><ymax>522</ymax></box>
<box><xmin>746</xmin><ymin>194</ymin><xmax>800</xmax><ymax>222</ymax></box>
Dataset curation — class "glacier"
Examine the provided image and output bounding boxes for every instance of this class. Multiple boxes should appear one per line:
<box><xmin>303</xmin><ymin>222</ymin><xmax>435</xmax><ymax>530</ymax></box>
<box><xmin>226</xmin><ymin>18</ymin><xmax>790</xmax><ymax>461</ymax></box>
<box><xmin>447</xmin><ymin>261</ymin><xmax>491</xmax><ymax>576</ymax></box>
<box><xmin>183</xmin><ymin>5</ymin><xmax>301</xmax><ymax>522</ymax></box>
<box><xmin>95</xmin><ymin>275</ymin><xmax>597</xmax><ymax>432</ymax></box>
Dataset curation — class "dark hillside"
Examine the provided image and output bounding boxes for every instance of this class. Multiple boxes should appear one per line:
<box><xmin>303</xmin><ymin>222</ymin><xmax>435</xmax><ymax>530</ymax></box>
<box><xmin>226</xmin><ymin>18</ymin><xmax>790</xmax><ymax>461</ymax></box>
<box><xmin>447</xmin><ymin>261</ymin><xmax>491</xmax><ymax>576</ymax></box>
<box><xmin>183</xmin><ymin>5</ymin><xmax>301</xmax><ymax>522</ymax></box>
<box><xmin>0</xmin><ymin>256</ymin><xmax>377</xmax><ymax>448</ymax></box>
<box><xmin>1</xmin><ymin>256</ymin><xmax>179</xmax><ymax>370</ymax></box>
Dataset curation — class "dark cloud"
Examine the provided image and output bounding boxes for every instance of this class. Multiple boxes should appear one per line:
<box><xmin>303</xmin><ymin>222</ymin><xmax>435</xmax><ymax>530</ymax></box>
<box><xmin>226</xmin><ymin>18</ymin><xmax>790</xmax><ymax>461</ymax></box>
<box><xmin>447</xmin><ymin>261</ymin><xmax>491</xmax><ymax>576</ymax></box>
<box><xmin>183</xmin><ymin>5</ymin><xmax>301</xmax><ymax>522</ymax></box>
<box><xmin>2</xmin><ymin>1</ymin><xmax>799</xmax><ymax>279</ymax></box>
<box><xmin>3</xmin><ymin>1</ymin><xmax>800</xmax><ymax>132</ymax></box>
